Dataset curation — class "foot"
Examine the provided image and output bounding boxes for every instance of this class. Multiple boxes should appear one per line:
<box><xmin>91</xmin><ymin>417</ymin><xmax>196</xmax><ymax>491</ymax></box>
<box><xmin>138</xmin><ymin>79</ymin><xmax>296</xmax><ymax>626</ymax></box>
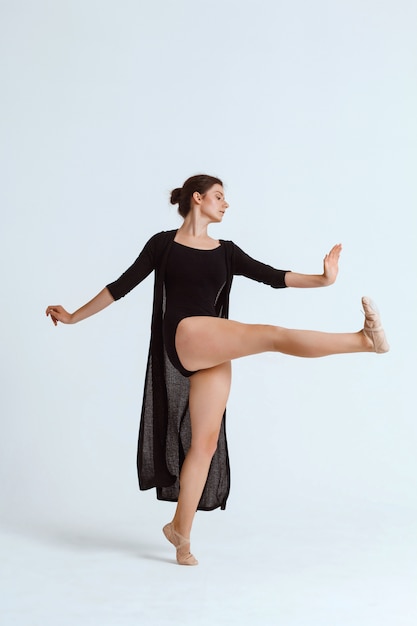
<box><xmin>362</xmin><ymin>297</ymin><xmax>389</xmax><ymax>353</ymax></box>
<box><xmin>163</xmin><ymin>522</ymin><xmax>198</xmax><ymax>566</ymax></box>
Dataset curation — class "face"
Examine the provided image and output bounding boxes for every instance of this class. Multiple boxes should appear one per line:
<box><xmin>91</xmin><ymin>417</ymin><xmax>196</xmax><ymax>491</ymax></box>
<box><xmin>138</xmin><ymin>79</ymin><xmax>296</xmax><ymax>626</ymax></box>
<box><xmin>194</xmin><ymin>184</ymin><xmax>229</xmax><ymax>222</ymax></box>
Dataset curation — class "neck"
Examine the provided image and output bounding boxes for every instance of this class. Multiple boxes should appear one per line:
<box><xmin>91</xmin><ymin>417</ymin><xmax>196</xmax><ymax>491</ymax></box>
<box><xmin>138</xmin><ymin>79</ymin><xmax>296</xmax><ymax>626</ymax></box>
<box><xmin>177</xmin><ymin>213</ymin><xmax>210</xmax><ymax>239</ymax></box>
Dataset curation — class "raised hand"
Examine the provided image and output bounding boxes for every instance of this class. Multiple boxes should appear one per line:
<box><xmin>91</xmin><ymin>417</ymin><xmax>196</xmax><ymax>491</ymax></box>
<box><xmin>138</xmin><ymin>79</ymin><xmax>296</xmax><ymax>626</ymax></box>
<box><xmin>45</xmin><ymin>305</ymin><xmax>73</xmax><ymax>326</ymax></box>
<box><xmin>323</xmin><ymin>243</ymin><xmax>342</xmax><ymax>285</ymax></box>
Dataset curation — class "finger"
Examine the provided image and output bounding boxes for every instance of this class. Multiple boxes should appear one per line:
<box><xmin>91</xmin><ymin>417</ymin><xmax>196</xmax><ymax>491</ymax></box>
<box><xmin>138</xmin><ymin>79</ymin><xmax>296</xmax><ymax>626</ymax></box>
<box><xmin>47</xmin><ymin>306</ymin><xmax>61</xmax><ymax>317</ymax></box>
<box><xmin>46</xmin><ymin>307</ymin><xmax>59</xmax><ymax>324</ymax></box>
<box><xmin>329</xmin><ymin>244</ymin><xmax>342</xmax><ymax>257</ymax></box>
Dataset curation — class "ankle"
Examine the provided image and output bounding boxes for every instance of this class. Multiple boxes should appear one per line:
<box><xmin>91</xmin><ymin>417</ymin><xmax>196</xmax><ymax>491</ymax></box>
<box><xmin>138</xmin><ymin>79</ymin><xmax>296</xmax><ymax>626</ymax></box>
<box><xmin>360</xmin><ymin>329</ymin><xmax>374</xmax><ymax>352</ymax></box>
<box><xmin>163</xmin><ymin>522</ymin><xmax>198</xmax><ymax>566</ymax></box>
<box><xmin>172</xmin><ymin>517</ymin><xmax>191</xmax><ymax>540</ymax></box>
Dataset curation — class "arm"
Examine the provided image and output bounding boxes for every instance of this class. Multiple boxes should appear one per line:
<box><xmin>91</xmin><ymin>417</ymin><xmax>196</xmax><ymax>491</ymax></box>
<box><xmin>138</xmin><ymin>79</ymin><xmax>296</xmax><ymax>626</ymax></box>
<box><xmin>284</xmin><ymin>243</ymin><xmax>342</xmax><ymax>288</ymax></box>
<box><xmin>46</xmin><ymin>287</ymin><xmax>114</xmax><ymax>326</ymax></box>
<box><xmin>46</xmin><ymin>232</ymin><xmax>161</xmax><ymax>326</ymax></box>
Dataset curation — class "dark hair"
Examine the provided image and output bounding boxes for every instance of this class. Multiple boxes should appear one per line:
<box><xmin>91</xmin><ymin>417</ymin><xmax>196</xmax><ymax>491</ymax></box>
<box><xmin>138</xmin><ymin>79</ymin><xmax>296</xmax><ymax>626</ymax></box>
<box><xmin>170</xmin><ymin>174</ymin><xmax>223</xmax><ymax>218</ymax></box>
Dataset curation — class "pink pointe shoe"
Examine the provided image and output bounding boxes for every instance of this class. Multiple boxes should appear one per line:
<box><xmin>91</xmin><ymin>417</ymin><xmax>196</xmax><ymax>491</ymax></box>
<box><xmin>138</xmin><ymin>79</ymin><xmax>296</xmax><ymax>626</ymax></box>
<box><xmin>362</xmin><ymin>296</ymin><xmax>389</xmax><ymax>353</ymax></box>
<box><xmin>163</xmin><ymin>522</ymin><xmax>198</xmax><ymax>566</ymax></box>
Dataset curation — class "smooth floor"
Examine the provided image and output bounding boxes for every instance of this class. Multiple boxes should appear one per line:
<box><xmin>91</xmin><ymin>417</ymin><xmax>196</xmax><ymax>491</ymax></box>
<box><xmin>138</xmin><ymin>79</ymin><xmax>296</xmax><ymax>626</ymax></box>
<box><xmin>1</xmin><ymin>501</ymin><xmax>416</xmax><ymax>626</ymax></box>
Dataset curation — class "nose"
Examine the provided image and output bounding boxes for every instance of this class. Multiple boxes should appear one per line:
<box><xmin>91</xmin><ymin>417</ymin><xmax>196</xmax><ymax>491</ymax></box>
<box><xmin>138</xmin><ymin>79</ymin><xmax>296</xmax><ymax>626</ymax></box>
<box><xmin>224</xmin><ymin>200</ymin><xmax>229</xmax><ymax>209</ymax></box>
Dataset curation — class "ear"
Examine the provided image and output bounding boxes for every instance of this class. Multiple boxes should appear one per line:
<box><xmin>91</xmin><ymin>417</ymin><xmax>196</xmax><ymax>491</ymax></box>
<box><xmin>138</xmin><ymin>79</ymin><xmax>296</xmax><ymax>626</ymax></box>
<box><xmin>192</xmin><ymin>191</ymin><xmax>202</xmax><ymax>204</ymax></box>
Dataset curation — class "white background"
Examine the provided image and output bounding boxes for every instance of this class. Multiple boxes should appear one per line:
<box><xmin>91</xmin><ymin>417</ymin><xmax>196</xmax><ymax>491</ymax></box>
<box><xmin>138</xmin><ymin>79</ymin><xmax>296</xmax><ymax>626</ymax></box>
<box><xmin>1</xmin><ymin>1</ymin><xmax>416</xmax><ymax>624</ymax></box>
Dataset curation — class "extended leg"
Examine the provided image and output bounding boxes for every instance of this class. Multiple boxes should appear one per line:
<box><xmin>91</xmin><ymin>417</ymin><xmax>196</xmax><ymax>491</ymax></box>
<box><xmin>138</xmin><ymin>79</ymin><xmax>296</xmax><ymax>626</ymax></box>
<box><xmin>176</xmin><ymin>297</ymin><xmax>388</xmax><ymax>372</ymax></box>
<box><xmin>163</xmin><ymin>361</ymin><xmax>232</xmax><ymax>565</ymax></box>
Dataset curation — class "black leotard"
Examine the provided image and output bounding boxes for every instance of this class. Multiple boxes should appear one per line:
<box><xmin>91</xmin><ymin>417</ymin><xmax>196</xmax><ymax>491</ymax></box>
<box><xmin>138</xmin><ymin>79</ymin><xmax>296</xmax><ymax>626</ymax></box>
<box><xmin>163</xmin><ymin>241</ymin><xmax>227</xmax><ymax>376</ymax></box>
<box><xmin>106</xmin><ymin>230</ymin><xmax>289</xmax><ymax>510</ymax></box>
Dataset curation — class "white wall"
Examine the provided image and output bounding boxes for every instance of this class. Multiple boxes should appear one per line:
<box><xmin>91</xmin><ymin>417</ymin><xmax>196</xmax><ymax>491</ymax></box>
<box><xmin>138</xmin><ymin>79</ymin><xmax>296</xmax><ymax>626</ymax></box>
<box><xmin>1</xmin><ymin>0</ymin><xmax>416</xmax><ymax>529</ymax></box>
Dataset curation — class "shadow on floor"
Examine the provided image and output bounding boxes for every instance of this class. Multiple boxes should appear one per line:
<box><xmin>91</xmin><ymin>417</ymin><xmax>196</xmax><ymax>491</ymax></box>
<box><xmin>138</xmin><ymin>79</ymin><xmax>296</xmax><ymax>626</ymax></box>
<box><xmin>1</xmin><ymin>518</ymin><xmax>174</xmax><ymax>564</ymax></box>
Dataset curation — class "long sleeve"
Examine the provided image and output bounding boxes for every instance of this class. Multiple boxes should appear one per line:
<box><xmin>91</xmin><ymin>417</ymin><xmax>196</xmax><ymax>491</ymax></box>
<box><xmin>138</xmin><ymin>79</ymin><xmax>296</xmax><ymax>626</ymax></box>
<box><xmin>231</xmin><ymin>242</ymin><xmax>289</xmax><ymax>289</ymax></box>
<box><xmin>106</xmin><ymin>233</ymin><xmax>159</xmax><ymax>300</ymax></box>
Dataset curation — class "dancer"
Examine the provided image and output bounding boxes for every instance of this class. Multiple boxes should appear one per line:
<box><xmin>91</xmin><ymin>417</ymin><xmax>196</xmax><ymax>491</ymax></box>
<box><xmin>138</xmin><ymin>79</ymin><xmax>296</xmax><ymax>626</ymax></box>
<box><xmin>46</xmin><ymin>174</ymin><xmax>389</xmax><ymax>566</ymax></box>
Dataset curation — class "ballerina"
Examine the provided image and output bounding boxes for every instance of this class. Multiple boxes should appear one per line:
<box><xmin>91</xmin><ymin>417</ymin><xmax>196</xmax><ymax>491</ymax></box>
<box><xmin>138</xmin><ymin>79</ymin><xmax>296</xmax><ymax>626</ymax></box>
<box><xmin>46</xmin><ymin>174</ymin><xmax>388</xmax><ymax>565</ymax></box>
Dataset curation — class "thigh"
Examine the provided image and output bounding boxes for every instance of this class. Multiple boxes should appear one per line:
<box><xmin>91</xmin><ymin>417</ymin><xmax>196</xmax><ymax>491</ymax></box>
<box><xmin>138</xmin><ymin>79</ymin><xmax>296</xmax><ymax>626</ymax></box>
<box><xmin>188</xmin><ymin>361</ymin><xmax>232</xmax><ymax>447</ymax></box>
<box><xmin>176</xmin><ymin>316</ymin><xmax>276</xmax><ymax>372</ymax></box>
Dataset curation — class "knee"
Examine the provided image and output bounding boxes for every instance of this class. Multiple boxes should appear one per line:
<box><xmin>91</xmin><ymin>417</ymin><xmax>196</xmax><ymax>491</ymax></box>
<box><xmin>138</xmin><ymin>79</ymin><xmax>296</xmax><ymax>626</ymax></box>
<box><xmin>191</xmin><ymin>434</ymin><xmax>219</xmax><ymax>460</ymax></box>
<box><xmin>270</xmin><ymin>325</ymin><xmax>284</xmax><ymax>352</ymax></box>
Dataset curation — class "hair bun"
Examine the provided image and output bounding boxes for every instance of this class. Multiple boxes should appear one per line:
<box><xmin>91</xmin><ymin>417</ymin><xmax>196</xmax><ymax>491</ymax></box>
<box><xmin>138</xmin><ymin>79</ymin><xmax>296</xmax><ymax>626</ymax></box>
<box><xmin>170</xmin><ymin>187</ymin><xmax>182</xmax><ymax>205</ymax></box>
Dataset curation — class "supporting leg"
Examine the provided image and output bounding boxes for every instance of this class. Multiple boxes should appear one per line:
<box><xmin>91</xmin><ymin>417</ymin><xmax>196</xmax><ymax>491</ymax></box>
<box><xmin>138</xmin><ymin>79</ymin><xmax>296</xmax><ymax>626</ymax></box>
<box><xmin>163</xmin><ymin>361</ymin><xmax>232</xmax><ymax>565</ymax></box>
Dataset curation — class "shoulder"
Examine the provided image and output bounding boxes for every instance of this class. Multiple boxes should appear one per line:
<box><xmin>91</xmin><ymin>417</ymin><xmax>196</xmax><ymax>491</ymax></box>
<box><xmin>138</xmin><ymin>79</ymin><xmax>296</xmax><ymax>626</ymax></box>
<box><xmin>219</xmin><ymin>239</ymin><xmax>237</xmax><ymax>251</ymax></box>
<box><xmin>141</xmin><ymin>230</ymin><xmax>176</xmax><ymax>267</ymax></box>
<box><xmin>220</xmin><ymin>240</ymin><xmax>244</xmax><ymax>257</ymax></box>
<box><xmin>145</xmin><ymin>229</ymin><xmax>176</xmax><ymax>249</ymax></box>
<box><xmin>149</xmin><ymin>229</ymin><xmax>176</xmax><ymax>242</ymax></box>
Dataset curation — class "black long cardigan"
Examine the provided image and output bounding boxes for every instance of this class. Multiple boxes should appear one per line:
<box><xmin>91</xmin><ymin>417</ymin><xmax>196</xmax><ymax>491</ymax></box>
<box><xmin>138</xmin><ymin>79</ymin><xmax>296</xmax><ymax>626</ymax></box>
<box><xmin>107</xmin><ymin>229</ymin><xmax>288</xmax><ymax>511</ymax></box>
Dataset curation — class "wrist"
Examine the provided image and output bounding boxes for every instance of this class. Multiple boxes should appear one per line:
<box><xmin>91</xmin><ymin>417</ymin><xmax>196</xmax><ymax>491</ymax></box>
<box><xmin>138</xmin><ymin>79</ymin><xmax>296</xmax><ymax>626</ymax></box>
<box><xmin>321</xmin><ymin>274</ymin><xmax>333</xmax><ymax>287</ymax></box>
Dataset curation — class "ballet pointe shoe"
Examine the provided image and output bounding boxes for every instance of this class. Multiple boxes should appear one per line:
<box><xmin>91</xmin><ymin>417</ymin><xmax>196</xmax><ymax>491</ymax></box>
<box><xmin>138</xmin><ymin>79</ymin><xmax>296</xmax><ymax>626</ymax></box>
<box><xmin>362</xmin><ymin>297</ymin><xmax>390</xmax><ymax>353</ymax></box>
<box><xmin>163</xmin><ymin>522</ymin><xmax>198</xmax><ymax>566</ymax></box>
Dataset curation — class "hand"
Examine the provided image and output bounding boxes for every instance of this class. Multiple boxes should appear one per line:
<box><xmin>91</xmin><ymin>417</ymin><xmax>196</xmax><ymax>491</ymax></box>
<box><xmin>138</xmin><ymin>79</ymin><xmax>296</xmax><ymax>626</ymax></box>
<box><xmin>323</xmin><ymin>243</ymin><xmax>342</xmax><ymax>285</ymax></box>
<box><xmin>45</xmin><ymin>305</ymin><xmax>73</xmax><ymax>326</ymax></box>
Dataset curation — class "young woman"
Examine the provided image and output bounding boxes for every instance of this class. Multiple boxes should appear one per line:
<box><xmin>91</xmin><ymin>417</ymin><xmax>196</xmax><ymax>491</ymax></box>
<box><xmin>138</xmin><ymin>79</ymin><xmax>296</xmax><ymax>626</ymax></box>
<box><xmin>46</xmin><ymin>174</ymin><xmax>389</xmax><ymax>566</ymax></box>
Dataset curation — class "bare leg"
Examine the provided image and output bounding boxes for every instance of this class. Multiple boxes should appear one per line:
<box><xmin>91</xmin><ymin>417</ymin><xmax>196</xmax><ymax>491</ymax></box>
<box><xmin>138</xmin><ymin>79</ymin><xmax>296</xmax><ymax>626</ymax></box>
<box><xmin>164</xmin><ymin>361</ymin><xmax>231</xmax><ymax>565</ymax></box>
<box><xmin>176</xmin><ymin>297</ymin><xmax>388</xmax><ymax>372</ymax></box>
<box><xmin>165</xmin><ymin>297</ymin><xmax>388</xmax><ymax>564</ymax></box>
